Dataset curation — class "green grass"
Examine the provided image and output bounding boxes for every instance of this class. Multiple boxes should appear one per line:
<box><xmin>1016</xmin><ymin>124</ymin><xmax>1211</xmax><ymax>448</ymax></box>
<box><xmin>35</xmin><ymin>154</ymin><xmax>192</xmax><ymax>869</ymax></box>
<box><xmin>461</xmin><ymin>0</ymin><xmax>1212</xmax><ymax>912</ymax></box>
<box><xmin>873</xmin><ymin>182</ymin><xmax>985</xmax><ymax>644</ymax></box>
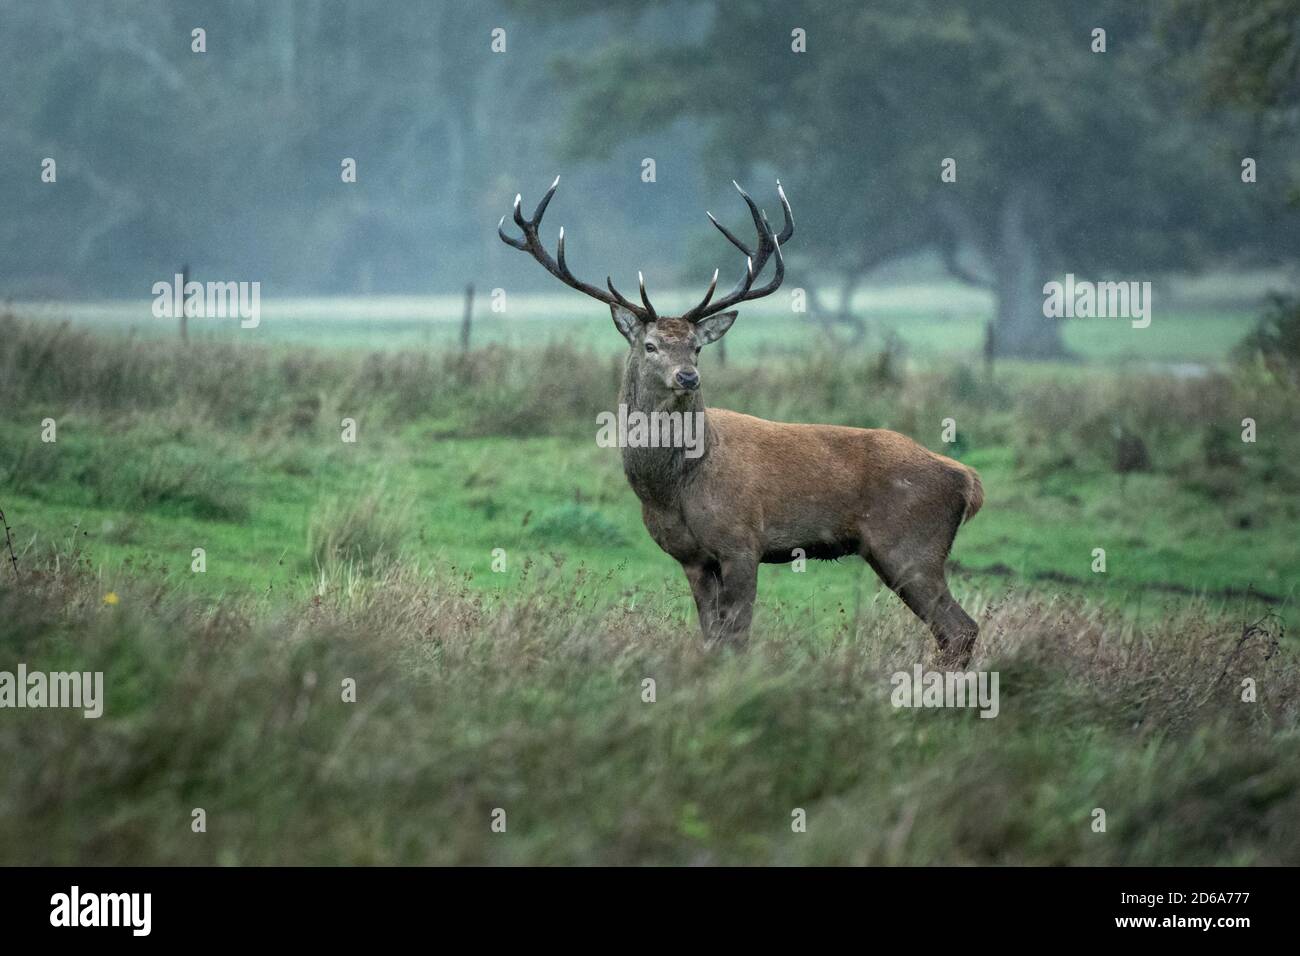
<box><xmin>1</xmin><ymin>559</ymin><xmax>1296</xmax><ymax>865</ymax></box>
<box><xmin>11</xmin><ymin>278</ymin><xmax>1274</xmax><ymax>362</ymax></box>
<box><xmin>3</xmin><ymin>422</ymin><xmax>1296</xmax><ymax>627</ymax></box>
<box><xmin>1</xmin><ymin>306</ymin><xmax>1298</xmax><ymax>864</ymax></box>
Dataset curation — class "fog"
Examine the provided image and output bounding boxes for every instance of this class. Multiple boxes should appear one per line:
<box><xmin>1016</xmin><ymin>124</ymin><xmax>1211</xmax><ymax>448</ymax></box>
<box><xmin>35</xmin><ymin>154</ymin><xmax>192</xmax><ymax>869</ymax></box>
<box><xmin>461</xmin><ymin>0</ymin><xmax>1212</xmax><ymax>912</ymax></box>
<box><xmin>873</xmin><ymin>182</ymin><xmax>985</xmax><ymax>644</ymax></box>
<box><xmin>2</xmin><ymin>0</ymin><xmax>1296</xmax><ymax>356</ymax></box>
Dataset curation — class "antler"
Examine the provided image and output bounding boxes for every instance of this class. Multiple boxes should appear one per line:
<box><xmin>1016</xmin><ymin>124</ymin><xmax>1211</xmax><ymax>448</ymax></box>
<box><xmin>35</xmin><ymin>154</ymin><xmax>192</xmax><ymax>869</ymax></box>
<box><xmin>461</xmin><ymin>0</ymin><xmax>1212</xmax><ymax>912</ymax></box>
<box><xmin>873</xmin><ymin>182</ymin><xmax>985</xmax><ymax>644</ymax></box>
<box><xmin>498</xmin><ymin>176</ymin><xmax>657</xmax><ymax>321</ymax></box>
<box><xmin>681</xmin><ymin>181</ymin><xmax>794</xmax><ymax>323</ymax></box>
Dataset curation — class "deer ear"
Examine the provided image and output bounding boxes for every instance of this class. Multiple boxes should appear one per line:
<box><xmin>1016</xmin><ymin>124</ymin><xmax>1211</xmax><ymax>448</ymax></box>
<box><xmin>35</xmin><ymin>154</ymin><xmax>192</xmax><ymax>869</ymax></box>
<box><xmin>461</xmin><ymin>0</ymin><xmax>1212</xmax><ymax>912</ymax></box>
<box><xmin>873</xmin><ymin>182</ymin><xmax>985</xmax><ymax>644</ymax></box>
<box><xmin>610</xmin><ymin>304</ymin><xmax>642</xmax><ymax>345</ymax></box>
<box><xmin>695</xmin><ymin>310</ymin><xmax>737</xmax><ymax>344</ymax></box>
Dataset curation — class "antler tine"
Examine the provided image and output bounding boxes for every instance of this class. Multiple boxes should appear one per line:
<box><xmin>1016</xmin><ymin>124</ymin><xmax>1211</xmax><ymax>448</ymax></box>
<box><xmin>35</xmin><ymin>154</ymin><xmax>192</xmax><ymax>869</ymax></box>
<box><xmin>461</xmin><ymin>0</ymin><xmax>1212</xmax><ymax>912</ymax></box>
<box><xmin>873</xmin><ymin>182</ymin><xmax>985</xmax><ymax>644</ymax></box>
<box><xmin>532</xmin><ymin>175</ymin><xmax>560</xmax><ymax>224</ymax></box>
<box><xmin>557</xmin><ymin>225</ymin><xmax>598</xmax><ymax>290</ymax></box>
<box><xmin>733</xmin><ymin>181</ymin><xmax>769</xmax><ymax>249</ymax></box>
<box><xmin>498</xmin><ymin>177</ymin><xmax>653</xmax><ymax>322</ymax></box>
<box><xmin>501</xmin><ymin>177</ymin><xmax>790</xmax><ymax>326</ymax></box>
<box><xmin>685</xmin><ymin>181</ymin><xmax>794</xmax><ymax>323</ymax></box>
<box><xmin>558</xmin><ymin>225</ymin><xmax>589</xmax><ymax>289</ymax></box>
<box><xmin>774</xmin><ymin>179</ymin><xmax>795</xmax><ymax>244</ymax></box>
<box><xmin>719</xmin><ymin>234</ymin><xmax>785</xmax><ymax>305</ymax></box>
<box><xmin>497</xmin><ymin>215</ymin><xmax>528</xmax><ymax>251</ymax></box>
<box><xmin>637</xmin><ymin>271</ymin><xmax>658</xmax><ymax>321</ymax></box>
<box><xmin>763</xmin><ymin>234</ymin><xmax>785</xmax><ymax>292</ymax></box>
<box><xmin>718</xmin><ymin>254</ymin><xmax>757</xmax><ymax>302</ymax></box>
<box><xmin>706</xmin><ymin>211</ymin><xmax>753</xmax><ymax>258</ymax></box>
<box><xmin>605</xmin><ymin>277</ymin><xmax>642</xmax><ymax>314</ymax></box>
<box><xmin>700</xmin><ymin>268</ymin><xmax>720</xmax><ymax>312</ymax></box>
<box><xmin>747</xmin><ymin>214</ymin><xmax>786</xmax><ymax>296</ymax></box>
<box><xmin>679</xmin><ymin>267</ymin><xmax>721</xmax><ymax>321</ymax></box>
<box><xmin>703</xmin><ymin>181</ymin><xmax>768</xmax><ymax>259</ymax></box>
<box><xmin>511</xmin><ymin>192</ymin><xmax>530</xmax><ymax>231</ymax></box>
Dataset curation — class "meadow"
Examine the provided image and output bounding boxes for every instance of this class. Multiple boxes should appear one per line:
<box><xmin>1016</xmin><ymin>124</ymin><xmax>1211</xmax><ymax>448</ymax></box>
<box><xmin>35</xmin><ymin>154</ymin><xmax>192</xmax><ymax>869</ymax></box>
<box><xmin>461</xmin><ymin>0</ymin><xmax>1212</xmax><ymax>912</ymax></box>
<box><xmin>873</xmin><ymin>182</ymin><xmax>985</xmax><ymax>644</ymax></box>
<box><xmin>1</xmin><ymin>296</ymin><xmax>1298</xmax><ymax>864</ymax></box>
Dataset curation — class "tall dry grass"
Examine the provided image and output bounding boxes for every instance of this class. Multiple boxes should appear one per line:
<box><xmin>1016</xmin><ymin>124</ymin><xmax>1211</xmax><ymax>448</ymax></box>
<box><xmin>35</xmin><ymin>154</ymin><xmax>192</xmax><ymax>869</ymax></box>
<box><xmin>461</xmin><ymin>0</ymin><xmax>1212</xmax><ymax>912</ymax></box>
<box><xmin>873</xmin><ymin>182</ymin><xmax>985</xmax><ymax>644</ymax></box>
<box><xmin>0</xmin><ymin>558</ymin><xmax>1294</xmax><ymax>865</ymax></box>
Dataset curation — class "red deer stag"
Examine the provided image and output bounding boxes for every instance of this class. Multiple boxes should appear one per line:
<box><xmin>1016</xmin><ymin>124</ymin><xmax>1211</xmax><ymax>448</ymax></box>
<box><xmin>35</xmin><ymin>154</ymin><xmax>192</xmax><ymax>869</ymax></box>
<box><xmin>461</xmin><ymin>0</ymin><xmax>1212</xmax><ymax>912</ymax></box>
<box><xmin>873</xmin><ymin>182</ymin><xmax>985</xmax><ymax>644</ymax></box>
<box><xmin>500</xmin><ymin>178</ymin><xmax>984</xmax><ymax>665</ymax></box>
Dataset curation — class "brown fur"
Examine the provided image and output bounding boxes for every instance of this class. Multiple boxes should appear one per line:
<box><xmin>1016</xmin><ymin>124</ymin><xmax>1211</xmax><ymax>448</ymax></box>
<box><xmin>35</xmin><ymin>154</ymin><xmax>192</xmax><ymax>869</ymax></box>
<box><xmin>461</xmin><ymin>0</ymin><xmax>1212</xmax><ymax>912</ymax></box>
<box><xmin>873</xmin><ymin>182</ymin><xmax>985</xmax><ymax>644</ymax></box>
<box><xmin>613</xmin><ymin>309</ymin><xmax>983</xmax><ymax>665</ymax></box>
<box><xmin>498</xmin><ymin>179</ymin><xmax>982</xmax><ymax>664</ymax></box>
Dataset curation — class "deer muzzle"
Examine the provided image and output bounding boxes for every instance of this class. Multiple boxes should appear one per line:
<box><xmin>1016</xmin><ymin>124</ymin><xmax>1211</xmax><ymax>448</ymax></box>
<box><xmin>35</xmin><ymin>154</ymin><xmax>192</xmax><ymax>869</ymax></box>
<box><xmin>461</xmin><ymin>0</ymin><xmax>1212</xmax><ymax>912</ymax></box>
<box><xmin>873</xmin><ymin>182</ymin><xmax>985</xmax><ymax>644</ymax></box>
<box><xmin>673</xmin><ymin>368</ymin><xmax>700</xmax><ymax>391</ymax></box>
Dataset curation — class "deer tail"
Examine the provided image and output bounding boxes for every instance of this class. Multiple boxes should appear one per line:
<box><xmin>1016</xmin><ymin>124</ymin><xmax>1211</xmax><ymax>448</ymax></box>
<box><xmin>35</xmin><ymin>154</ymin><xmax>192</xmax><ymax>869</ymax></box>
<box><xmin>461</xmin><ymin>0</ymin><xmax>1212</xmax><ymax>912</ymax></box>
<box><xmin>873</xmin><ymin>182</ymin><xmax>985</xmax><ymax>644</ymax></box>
<box><xmin>961</xmin><ymin>466</ymin><xmax>984</xmax><ymax>524</ymax></box>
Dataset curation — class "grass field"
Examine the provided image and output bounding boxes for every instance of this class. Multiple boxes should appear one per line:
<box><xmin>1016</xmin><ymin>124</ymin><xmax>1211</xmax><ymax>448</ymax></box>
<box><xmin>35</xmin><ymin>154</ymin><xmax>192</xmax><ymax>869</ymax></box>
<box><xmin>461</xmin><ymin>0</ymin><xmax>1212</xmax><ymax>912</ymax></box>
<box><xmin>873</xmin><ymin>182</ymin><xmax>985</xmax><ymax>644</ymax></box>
<box><xmin>1</xmin><ymin>298</ymin><xmax>1298</xmax><ymax>864</ymax></box>
<box><xmin>9</xmin><ymin>271</ymin><xmax>1279</xmax><ymax>361</ymax></box>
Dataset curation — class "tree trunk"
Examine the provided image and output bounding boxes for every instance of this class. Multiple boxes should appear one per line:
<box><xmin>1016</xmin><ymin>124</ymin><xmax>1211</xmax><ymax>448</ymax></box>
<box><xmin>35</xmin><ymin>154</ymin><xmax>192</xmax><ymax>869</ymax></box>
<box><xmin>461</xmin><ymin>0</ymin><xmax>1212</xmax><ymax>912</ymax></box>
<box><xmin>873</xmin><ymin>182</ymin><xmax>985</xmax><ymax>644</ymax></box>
<box><xmin>991</xmin><ymin>186</ymin><xmax>1067</xmax><ymax>359</ymax></box>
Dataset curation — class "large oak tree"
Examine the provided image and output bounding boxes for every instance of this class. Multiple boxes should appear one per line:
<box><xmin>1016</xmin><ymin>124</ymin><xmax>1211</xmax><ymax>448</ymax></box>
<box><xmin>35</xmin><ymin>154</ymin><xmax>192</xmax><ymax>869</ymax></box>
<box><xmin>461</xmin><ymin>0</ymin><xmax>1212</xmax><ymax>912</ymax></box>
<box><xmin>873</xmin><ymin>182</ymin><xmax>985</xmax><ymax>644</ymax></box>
<box><xmin>519</xmin><ymin>0</ymin><xmax>1289</xmax><ymax>356</ymax></box>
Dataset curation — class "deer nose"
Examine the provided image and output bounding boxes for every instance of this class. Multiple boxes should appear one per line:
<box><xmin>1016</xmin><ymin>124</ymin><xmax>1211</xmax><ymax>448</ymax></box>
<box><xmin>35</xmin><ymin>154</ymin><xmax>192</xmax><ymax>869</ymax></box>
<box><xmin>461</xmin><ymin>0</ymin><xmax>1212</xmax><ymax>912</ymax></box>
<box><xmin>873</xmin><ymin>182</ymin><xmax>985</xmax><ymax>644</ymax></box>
<box><xmin>674</xmin><ymin>368</ymin><xmax>700</xmax><ymax>391</ymax></box>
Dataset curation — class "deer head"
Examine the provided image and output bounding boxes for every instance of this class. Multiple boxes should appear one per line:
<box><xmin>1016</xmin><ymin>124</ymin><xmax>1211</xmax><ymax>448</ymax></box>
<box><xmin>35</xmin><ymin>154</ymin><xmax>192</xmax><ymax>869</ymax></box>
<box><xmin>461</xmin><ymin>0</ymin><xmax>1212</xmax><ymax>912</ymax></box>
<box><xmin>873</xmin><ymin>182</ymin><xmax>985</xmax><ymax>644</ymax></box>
<box><xmin>499</xmin><ymin>178</ymin><xmax>794</xmax><ymax>405</ymax></box>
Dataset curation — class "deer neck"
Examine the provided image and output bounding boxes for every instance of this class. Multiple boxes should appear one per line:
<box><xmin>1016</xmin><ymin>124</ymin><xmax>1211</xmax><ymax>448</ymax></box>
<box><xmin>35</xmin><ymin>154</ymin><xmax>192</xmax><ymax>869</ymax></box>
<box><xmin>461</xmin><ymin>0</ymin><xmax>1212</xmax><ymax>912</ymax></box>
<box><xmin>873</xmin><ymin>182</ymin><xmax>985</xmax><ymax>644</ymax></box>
<box><xmin>617</xmin><ymin>358</ymin><xmax>712</xmax><ymax>507</ymax></box>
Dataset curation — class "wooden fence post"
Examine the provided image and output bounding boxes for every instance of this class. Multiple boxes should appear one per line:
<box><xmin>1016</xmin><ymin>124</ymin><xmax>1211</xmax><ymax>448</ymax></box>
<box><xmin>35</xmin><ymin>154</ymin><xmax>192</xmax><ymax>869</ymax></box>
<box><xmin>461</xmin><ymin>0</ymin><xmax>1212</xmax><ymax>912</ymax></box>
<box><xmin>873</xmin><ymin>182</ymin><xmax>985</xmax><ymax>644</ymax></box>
<box><xmin>460</xmin><ymin>283</ymin><xmax>475</xmax><ymax>352</ymax></box>
<box><xmin>180</xmin><ymin>263</ymin><xmax>190</xmax><ymax>343</ymax></box>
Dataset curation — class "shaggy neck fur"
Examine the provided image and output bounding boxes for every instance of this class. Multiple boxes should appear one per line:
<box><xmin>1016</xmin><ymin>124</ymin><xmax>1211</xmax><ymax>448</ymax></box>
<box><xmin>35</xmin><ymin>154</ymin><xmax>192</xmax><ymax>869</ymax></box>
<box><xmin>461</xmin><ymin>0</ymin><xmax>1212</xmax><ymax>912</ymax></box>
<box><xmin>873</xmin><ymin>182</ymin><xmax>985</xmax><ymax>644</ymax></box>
<box><xmin>618</xmin><ymin>352</ymin><xmax>713</xmax><ymax>507</ymax></box>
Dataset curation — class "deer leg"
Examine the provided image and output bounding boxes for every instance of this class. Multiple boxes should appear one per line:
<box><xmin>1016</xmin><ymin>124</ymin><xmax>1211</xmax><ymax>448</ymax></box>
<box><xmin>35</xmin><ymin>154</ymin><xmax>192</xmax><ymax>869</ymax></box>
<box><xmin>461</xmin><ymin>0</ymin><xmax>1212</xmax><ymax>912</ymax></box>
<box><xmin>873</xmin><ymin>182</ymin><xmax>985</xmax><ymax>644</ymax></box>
<box><xmin>682</xmin><ymin>561</ymin><xmax>723</xmax><ymax>640</ymax></box>
<box><xmin>714</xmin><ymin>556</ymin><xmax>759</xmax><ymax>644</ymax></box>
<box><xmin>866</xmin><ymin>555</ymin><xmax>979</xmax><ymax>667</ymax></box>
<box><xmin>904</xmin><ymin>579</ymin><xmax>978</xmax><ymax>669</ymax></box>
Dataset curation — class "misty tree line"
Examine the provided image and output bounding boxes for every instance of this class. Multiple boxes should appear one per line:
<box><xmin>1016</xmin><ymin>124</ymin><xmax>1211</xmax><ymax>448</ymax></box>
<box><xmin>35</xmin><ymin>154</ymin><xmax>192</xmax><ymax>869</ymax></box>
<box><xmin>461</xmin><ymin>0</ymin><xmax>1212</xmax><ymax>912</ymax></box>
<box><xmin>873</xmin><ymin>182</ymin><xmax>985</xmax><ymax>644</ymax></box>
<box><xmin>523</xmin><ymin>0</ymin><xmax>1300</xmax><ymax>357</ymax></box>
<box><xmin>2</xmin><ymin>0</ymin><xmax>1298</xmax><ymax>358</ymax></box>
<box><xmin>0</xmin><ymin>0</ymin><xmax>696</xmax><ymax>298</ymax></box>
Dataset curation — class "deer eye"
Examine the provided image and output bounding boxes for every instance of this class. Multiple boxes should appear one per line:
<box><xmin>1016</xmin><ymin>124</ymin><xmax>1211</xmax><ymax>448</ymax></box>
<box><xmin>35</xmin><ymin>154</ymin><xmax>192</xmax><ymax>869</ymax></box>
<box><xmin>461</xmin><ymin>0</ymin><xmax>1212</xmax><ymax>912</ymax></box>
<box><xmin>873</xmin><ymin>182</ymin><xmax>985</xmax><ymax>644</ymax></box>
<box><xmin>644</xmin><ymin>342</ymin><xmax>657</xmax><ymax>353</ymax></box>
